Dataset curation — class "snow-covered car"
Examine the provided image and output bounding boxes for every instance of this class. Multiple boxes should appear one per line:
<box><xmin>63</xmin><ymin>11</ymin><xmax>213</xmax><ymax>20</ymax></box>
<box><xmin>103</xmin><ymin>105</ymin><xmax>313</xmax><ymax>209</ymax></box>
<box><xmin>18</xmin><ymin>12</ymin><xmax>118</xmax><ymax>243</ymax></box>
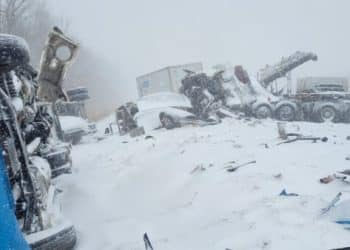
<box><xmin>134</xmin><ymin>92</ymin><xmax>219</xmax><ymax>131</ymax></box>
<box><xmin>59</xmin><ymin>115</ymin><xmax>90</xmax><ymax>144</ymax></box>
<box><xmin>55</xmin><ymin>100</ymin><xmax>96</xmax><ymax>144</ymax></box>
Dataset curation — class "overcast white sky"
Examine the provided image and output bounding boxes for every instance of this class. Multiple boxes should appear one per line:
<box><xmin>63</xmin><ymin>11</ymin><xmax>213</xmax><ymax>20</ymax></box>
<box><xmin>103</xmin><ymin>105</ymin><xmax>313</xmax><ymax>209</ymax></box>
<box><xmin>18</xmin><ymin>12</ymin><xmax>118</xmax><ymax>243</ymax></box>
<box><xmin>49</xmin><ymin>0</ymin><xmax>350</xmax><ymax>99</ymax></box>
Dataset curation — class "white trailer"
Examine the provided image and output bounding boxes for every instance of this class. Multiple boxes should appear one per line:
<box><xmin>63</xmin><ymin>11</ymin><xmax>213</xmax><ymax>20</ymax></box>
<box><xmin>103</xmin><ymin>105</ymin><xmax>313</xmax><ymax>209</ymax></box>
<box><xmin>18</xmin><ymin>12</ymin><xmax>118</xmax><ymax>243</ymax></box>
<box><xmin>136</xmin><ymin>62</ymin><xmax>203</xmax><ymax>97</ymax></box>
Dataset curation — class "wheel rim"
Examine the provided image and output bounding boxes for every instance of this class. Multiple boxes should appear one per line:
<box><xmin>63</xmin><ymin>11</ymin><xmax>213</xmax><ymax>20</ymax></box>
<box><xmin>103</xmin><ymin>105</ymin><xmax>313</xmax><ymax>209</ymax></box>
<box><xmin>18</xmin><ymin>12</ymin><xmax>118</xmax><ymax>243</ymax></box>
<box><xmin>256</xmin><ymin>106</ymin><xmax>272</xmax><ymax>119</ymax></box>
<box><xmin>321</xmin><ymin>107</ymin><xmax>336</xmax><ymax>122</ymax></box>
<box><xmin>278</xmin><ymin>105</ymin><xmax>294</xmax><ymax>121</ymax></box>
<box><xmin>162</xmin><ymin>116</ymin><xmax>173</xmax><ymax>127</ymax></box>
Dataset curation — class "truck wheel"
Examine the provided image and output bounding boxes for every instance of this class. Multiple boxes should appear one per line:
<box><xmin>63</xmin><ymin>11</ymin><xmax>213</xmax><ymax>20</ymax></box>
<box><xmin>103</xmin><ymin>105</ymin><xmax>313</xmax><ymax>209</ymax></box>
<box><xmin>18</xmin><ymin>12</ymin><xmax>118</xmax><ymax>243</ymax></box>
<box><xmin>159</xmin><ymin>113</ymin><xmax>177</xmax><ymax>130</ymax></box>
<box><xmin>344</xmin><ymin>109</ymin><xmax>350</xmax><ymax>123</ymax></box>
<box><xmin>71</xmin><ymin>134</ymin><xmax>83</xmax><ymax>145</ymax></box>
<box><xmin>276</xmin><ymin>104</ymin><xmax>296</xmax><ymax>121</ymax></box>
<box><xmin>318</xmin><ymin>105</ymin><xmax>338</xmax><ymax>122</ymax></box>
<box><xmin>254</xmin><ymin>105</ymin><xmax>272</xmax><ymax>119</ymax></box>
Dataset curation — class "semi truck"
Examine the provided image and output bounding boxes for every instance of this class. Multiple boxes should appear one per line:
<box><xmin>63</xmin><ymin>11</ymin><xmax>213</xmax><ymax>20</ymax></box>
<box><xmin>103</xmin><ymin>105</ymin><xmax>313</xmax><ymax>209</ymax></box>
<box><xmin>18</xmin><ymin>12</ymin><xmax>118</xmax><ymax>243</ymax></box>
<box><xmin>136</xmin><ymin>62</ymin><xmax>203</xmax><ymax>97</ymax></box>
<box><xmin>217</xmin><ymin>52</ymin><xmax>350</xmax><ymax>123</ymax></box>
<box><xmin>292</xmin><ymin>77</ymin><xmax>350</xmax><ymax>122</ymax></box>
<box><xmin>135</xmin><ymin>54</ymin><xmax>350</xmax><ymax>124</ymax></box>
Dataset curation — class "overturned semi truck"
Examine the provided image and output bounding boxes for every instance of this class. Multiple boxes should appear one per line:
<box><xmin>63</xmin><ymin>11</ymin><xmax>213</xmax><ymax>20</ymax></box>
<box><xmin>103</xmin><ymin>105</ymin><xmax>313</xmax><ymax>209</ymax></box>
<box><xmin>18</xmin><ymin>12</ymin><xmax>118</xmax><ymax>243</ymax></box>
<box><xmin>0</xmin><ymin>32</ymin><xmax>77</xmax><ymax>249</ymax></box>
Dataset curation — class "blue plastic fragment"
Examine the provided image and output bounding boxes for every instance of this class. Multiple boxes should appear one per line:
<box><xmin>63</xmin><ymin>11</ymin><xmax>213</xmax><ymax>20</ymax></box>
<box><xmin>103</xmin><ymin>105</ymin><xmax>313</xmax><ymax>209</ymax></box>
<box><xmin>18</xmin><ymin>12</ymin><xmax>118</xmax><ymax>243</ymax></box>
<box><xmin>336</xmin><ymin>220</ymin><xmax>350</xmax><ymax>225</ymax></box>
<box><xmin>0</xmin><ymin>147</ymin><xmax>30</xmax><ymax>250</ymax></box>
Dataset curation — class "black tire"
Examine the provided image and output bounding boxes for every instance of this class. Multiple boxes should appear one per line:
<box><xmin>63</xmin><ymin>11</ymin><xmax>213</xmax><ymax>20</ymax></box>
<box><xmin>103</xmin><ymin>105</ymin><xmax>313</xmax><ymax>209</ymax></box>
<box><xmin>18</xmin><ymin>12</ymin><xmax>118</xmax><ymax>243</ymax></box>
<box><xmin>275</xmin><ymin>104</ymin><xmax>296</xmax><ymax>121</ymax></box>
<box><xmin>343</xmin><ymin>109</ymin><xmax>350</xmax><ymax>123</ymax></box>
<box><xmin>71</xmin><ymin>134</ymin><xmax>83</xmax><ymax>145</ymax></box>
<box><xmin>317</xmin><ymin>105</ymin><xmax>338</xmax><ymax>123</ymax></box>
<box><xmin>159</xmin><ymin>113</ymin><xmax>177</xmax><ymax>130</ymax></box>
<box><xmin>28</xmin><ymin>223</ymin><xmax>77</xmax><ymax>250</ymax></box>
<box><xmin>254</xmin><ymin>104</ymin><xmax>273</xmax><ymax>119</ymax></box>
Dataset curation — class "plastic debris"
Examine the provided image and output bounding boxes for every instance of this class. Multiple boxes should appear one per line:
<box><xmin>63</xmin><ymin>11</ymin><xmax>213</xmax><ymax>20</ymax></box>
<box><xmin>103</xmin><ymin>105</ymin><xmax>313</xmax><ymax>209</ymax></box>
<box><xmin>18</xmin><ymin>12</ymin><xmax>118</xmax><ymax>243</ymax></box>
<box><xmin>321</xmin><ymin>192</ymin><xmax>342</xmax><ymax>215</ymax></box>
<box><xmin>279</xmin><ymin>189</ymin><xmax>299</xmax><ymax>197</ymax></box>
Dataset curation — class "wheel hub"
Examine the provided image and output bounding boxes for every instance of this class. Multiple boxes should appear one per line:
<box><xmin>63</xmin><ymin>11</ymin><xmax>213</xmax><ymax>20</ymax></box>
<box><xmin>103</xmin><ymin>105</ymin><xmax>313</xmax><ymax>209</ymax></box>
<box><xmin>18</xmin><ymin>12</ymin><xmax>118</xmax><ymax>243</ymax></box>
<box><xmin>279</xmin><ymin>106</ymin><xmax>294</xmax><ymax>121</ymax></box>
<box><xmin>256</xmin><ymin>106</ymin><xmax>271</xmax><ymax>119</ymax></box>
<box><xmin>321</xmin><ymin>107</ymin><xmax>335</xmax><ymax>121</ymax></box>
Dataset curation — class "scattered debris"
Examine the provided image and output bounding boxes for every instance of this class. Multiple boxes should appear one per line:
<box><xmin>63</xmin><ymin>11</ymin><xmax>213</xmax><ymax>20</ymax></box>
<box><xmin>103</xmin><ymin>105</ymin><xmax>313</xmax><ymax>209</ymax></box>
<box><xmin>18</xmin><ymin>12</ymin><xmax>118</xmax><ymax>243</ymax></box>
<box><xmin>339</xmin><ymin>170</ymin><xmax>350</xmax><ymax>175</ymax></box>
<box><xmin>129</xmin><ymin>127</ymin><xmax>146</xmax><ymax>138</ymax></box>
<box><xmin>334</xmin><ymin>171</ymin><xmax>350</xmax><ymax>183</ymax></box>
<box><xmin>276</xmin><ymin>124</ymin><xmax>329</xmax><ymax>145</ymax></box>
<box><xmin>321</xmin><ymin>192</ymin><xmax>342</xmax><ymax>215</ymax></box>
<box><xmin>273</xmin><ymin>173</ymin><xmax>283</xmax><ymax>179</ymax></box>
<box><xmin>184</xmin><ymin>192</ymin><xmax>199</xmax><ymax>207</ymax></box>
<box><xmin>278</xmin><ymin>133</ymin><xmax>328</xmax><ymax>145</ymax></box>
<box><xmin>145</xmin><ymin>135</ymin><xmax>155</xmax><ymax>140</ymax></box>
<box><xmin>262</xmin><ymin>241</ymin><xmax>271</xmax><ymax>249</ymax></box>
<box><xmin>320</xmin><ymin>175</ymin><xmax>335</xmax><ymax>184</ymax></box>
<box><xmin>226</xmin><ymin>161</ymin><xmax>256</xmax><ymax>173</ymax></box>
<box><xmin>279</xmin><ymin>189</ymin><xmax>299</xmax><ymax>197</ymax></box>
<box><xmin>190</xmin><ymin>164</ymin><xmax>207</xmax><ymax>174</ymax></box>
<box><xmin>277</xmin><ymin>122</ymin><xmax>288</xmax><ymax>139</ymax></box>
<box><xmin>143</xmin><ymin>233</ymin><xmax>154</xmax><ymax>250</ymax></box>
<box><xmin>225</xmin><ymin>160</ymin><xmax>236</xmax><ymax>165</ymax></box>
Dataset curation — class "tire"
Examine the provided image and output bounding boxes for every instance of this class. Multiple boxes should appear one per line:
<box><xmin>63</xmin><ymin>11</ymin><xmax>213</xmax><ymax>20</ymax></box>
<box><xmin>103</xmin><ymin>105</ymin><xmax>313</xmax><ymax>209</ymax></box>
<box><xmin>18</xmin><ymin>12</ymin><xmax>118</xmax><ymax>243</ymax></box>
<box><xmin>344</xmin><ymin>109</ymin><xmax>350</xmax><ymax>123</ymax></box>
<box><xmin>159</xmin><ymin>113</ymin><xmax>177</xmax><ymax>130</ymax></box>
<box><xmin>317</xmin><ymin>105</ymin><xmax>338</xmax><ymax>122</ymax></box>
<box><xmin>27</xmin><ymin>222</ymin><xmax>77</xmax><ymax>250</ymax></box>
<box><xmin>254</xmin><ymin>104</ymin><xmax>273</xmax><ymax>119</ymax></box>
<box><xmin>71</xmin><ymin>135</ymin><xmax>82</xmax><ymax>145</ymax></box>
<box><xmin>275</xmin><ymin>104</ymin><xmax>296</xmax><ymax>121</ymax></box>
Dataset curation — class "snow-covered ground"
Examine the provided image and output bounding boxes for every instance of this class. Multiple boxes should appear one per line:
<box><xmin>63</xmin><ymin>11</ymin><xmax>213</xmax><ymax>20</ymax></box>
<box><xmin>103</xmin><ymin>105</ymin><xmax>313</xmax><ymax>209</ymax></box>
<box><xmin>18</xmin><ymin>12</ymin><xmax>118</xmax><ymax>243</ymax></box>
<box><xmin>57</xmin><ymin>117</ymin><xmax>350</xmax><ymax>250</ymax></box>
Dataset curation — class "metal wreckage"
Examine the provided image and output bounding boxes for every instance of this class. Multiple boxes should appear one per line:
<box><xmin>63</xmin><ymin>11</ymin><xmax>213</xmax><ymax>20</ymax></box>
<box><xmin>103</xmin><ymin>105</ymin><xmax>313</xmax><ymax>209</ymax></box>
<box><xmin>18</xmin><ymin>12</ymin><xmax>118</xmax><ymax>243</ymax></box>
<box><xmin>116</xmin><ymin>51</ymin><xmax>350</xmax><ymax>136</ymax></box>
<box><xmin>0</xmin><ymin>28</ymin><xmax>85</xmax><ymax>249</ymax></box>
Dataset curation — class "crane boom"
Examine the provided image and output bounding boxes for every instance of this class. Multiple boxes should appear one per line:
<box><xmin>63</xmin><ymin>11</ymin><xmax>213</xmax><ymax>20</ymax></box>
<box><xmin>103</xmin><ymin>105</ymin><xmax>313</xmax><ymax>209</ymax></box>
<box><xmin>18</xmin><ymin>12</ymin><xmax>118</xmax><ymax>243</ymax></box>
<box><xmin>259</xmin><ymin>51</ymin><xmax>318</xmax><ymax>86</ymax></box>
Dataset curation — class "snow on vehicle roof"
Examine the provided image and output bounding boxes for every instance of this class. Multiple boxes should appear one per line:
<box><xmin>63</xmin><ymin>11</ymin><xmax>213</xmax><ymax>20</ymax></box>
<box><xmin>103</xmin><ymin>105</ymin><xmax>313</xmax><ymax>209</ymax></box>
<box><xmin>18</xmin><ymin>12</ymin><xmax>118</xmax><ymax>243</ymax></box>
<box><xmin>0</xmin><ymin>34</ymin><xmax>30</xmax><ymax>52</ymax></box>
<box><xmin>137</xmin><ymin>92</ymin><xmax>192</xmax><ymax>111</ymax></box>
<box><xmin>59</xmin><ymin>116</ymin><xmax>89</xmax><ymax>132</ymax></box>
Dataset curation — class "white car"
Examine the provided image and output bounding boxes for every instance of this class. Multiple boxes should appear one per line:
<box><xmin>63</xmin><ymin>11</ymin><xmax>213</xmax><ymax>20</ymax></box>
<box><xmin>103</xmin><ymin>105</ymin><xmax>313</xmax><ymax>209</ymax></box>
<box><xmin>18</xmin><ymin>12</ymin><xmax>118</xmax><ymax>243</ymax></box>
<box><xmin>59</xmin><ymin>116</ymin><xmax>90</xmax><ymax>144</ymax></box>
<box><xmin>134</xmin><ymin>92</ymin><xmax>219</xmax><ymax>131</ymax></box>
